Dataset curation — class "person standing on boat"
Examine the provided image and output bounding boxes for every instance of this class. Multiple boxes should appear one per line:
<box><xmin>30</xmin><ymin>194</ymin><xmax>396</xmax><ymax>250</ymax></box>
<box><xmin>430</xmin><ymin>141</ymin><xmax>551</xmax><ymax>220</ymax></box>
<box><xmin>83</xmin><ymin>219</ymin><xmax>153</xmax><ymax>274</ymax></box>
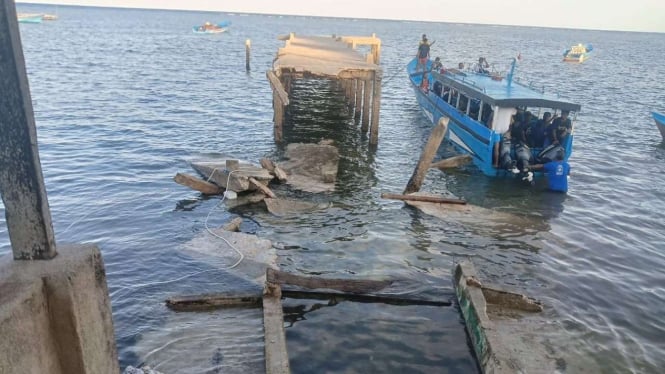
<box><xmin>548</xmin><ymin>110</ymin><xmax>572</xmax><ymax>146</ymax></box>
<box><xmin>416</xmin><ymin>37</ymin><xmax>431</xmax><ymax>72</ymax></box>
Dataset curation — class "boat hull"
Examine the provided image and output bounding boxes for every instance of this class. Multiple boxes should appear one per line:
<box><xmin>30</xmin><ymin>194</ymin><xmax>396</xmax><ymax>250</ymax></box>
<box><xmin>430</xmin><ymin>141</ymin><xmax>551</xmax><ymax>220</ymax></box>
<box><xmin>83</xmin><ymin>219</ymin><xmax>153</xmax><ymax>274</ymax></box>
<box><xmin>18</xmin><ymin>15</ymin><xmax>43</xmax><ymax>23</ymax></box>
<box><xmin>407</xmin><ymin>58</ymin><xmax>574</xmax><ymax>177</ymax></box>
<box><xmin>192</xmin><ymin>27</ymin><xmax>226</xmax><ymax>34</ymax></box>
<box><xmin>652</xmin><ymin>112</ymin><xmax>665</xmax><ymax>140</ymax></box>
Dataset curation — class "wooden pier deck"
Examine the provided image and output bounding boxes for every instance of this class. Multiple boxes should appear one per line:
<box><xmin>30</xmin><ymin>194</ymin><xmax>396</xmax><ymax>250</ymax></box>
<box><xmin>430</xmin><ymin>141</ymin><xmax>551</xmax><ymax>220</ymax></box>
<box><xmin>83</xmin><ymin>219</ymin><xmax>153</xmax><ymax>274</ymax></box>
<box><xmin>267</xmin><ymin>33</ymin><xmax>382</xmax><ymax>144</ymax></box>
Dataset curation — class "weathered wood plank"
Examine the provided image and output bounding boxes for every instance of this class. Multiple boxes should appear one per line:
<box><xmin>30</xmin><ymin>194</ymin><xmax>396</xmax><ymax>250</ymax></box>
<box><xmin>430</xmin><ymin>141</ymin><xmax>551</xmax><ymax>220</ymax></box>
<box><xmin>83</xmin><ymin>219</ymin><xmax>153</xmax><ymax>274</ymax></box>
<box><xmin>191</xmin><ymin>160</ymin><xmax>273</xmax><ymax>192</ymax></box>
<box><xmin>403</xmin><ymin>117</ymin><xmax>449</xmax><ymax>194</ymax></box>
<box><xmin>430</xmin><ymin>155</ymin><xmax>472</xmax><ymax>170</ymax></box>
<box><xmin>165</xmin><ymin>292</ymin><xmax>262</xmax><ymax>311</ymax></box>
<box><xmin>263</xmin><ymin>284</ymin><xmax>290</xmax><ymax>374</ymax></box>
<box><xmin>260</xmin><ymin>158</ymin><xmax>276</xmax><ymax>172</ymax></box>
<box><xmin>381</xmin><ymin>192</ymin><xmax>466</xmax><ymax>205</ymax></box>
<box><xmin>266</xmin><ymin>70</ymin><xmax>290</xmax><ymax>106</ymax></box>
<box><xmin>273</xmin><ymin>165</ymin><xmax>288</xmax><ymax>183</ymax></box>
<box><xmin>249</xmin><ymin>177</ymin><xmax>277</xmax><ymax>198</ymax></box>
<box><xmin>173</xmin><ymin>173</ymin><xmax>221</xmax><ymax>195</ymax></box>
<box><xmin>266</xmin><ymin>268</ymin><xmax>392</xmax><ymax>293</ymax></box>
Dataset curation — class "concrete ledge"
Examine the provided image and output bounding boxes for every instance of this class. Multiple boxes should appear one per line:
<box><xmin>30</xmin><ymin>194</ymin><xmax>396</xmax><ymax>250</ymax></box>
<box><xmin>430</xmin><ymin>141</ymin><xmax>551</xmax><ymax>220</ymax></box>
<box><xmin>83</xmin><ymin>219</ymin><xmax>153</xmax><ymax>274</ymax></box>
<box><xmin>0</xmin><ymin>244</ymin><xmax>119</xmax><ymax>373</ymax></box>
<box><xmin>0</xmin><ymin>280</ymin><xmax>63</xmax><ymax>373</ymax></box>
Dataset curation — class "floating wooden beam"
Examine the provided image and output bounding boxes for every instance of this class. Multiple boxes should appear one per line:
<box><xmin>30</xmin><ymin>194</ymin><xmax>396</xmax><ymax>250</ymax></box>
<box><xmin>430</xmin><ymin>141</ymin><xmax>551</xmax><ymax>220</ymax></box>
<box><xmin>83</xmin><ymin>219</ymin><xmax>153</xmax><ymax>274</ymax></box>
<box><xmin>380</xmin><ymin>192</ymin><xmax>466</xmax><ymax>205</ymax></box>
<box><xmin>403</xmin><ymin>117</ymin><xmax>449</xmax><ymax>194</ymax></box>
<box><xmin>263</xmin><ymin>284</ymin><xmax>290</xmax><ymax>374</ymax></box>
<box><xmin>267</xmin><ymin>268</ymin><xmax>392</xmax><ymax>293</ymax></box>
<box><xmin>430</xmin><ymin>155</ymin><xmax>473</xmax><ymax>170</ymax></box>
<box><xmin>174</xmin><ymin>172</ymin><xmax>221</xmax><ymax>195</ymax></box>
<box><xmin>166</xmin><ymin>292</ymin><xmax>262</xmax><ymax>311</ymax></box>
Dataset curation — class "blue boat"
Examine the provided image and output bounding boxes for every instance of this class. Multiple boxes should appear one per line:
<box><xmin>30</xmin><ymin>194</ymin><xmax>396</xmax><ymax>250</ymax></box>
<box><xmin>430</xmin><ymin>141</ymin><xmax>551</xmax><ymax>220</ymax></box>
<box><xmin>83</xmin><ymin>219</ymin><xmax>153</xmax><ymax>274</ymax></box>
<box><xmin>192</xmin><ymin>21</ymin><xmax>230</xmax><ymax>34</ymax></box>
<box><xmin>563</xmin><ymin>43</ymin><xmax>593</xmax><ymax>63</ymax></box>
<box><xmin>652</xmin><ymin>112</ymin><xmax>665</xmax><ymax>140</ymax></box>
<box><xmin>407</xmin><ymin>57</ymin><xmax>581</xmax><ymax>178</ymax></box>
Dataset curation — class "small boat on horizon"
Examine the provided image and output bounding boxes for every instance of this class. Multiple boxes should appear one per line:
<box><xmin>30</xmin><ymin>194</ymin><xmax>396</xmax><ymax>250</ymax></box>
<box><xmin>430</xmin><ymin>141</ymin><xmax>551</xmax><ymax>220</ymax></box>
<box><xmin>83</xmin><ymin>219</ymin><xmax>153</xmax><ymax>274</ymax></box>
<box><xmin>407</xmin><ymin>56</ymin><xmax>581</xmax><ymax>180</ymax></box>
<box><xmin>652</xmin><ymin>112</ymin><xmax>665</xmax><ymax>141</ymax></box>
<box><xmin>17</xmin><ymin>13</ymin><xmax>43</xmax><ymax>23</ymax></box>
<box><xmin>192</xmin><ymin>21</ymin><xmax>230</xmax><ymax>34</ymax></box>
<box><xmin>563</xmin><ymin>43</ymin><xmax>593</xmax><ymax>63</ymax></box>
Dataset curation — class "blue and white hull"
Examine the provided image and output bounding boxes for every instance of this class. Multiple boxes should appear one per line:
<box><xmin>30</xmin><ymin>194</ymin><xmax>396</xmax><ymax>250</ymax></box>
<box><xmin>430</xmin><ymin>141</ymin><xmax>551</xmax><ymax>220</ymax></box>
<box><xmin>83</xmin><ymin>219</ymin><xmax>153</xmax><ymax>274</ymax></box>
<box><xmin>652</xmin><ymin>112</ymin><xmax>665</xmax><ymax>140</ymax></box>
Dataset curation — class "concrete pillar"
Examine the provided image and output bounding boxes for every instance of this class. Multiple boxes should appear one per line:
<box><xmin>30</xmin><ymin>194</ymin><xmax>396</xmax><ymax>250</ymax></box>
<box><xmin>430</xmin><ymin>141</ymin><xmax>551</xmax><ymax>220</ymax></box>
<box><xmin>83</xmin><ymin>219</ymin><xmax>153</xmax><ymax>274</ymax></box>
<box><xmin>0</xmin><ymin>245</ymin><xmax>120</xmax><ymax>373</ymax></box>
<box><xmin>0</xmin><ymin>0</ymin><xmax>57</xmax><ymax>260</ymax></box>
<box><xmin>370</xmin><ymin>70</ymin><xmax>382</xmax><ymax>144</ymax></box>
<box><xmin>361</xmin><ymin>79</ymin><xmax>371</xmax><ymax>133</ymax></box>
<box><xmin>354</xmin><ymin>79</ymin><xmax>363</xmax><ymax>118</ymax></box>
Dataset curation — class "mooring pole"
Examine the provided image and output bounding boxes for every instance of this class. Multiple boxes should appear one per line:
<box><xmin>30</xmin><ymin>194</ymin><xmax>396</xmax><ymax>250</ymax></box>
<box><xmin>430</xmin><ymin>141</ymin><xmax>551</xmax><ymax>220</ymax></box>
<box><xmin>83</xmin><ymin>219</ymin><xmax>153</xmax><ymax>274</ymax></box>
<box><xmin>0</xmin><ymin>0</ymin><xmax>57</xmax><ymax>260</ymax></box>
<box><xmin>403</xmin><ymin>117</ymin><xmax>449</xmax><ymax>195</ymax></box>
<box><xmin>245</xmin><ymin>39</ymin><xmax>251</xmax><ymax>72</ymax></box>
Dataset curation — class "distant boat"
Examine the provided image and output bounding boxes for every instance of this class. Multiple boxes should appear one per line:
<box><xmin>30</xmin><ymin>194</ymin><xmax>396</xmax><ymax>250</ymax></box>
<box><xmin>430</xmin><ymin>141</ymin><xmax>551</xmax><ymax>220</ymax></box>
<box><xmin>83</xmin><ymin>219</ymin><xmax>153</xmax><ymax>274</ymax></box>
<box><xmin>17</xmin><ymin>13</ymin><xmax>43</xmax><ymax>23</ymax></box>
<box><xmin>652</xmin><ymin>112</ymin><xmax>665</xmax><ymax>140</ymax></box>
<box><xmin>192</xmin><ymin>21</ymin><xmax>230</xmax><ymax>34</ymax></box>
<box><xmin>563</xmin><ymin>43</ymin><xmax>593</xmax><ymax>63</ymax></box>
<box><xmin>42</xmin><ymin>14</ymin><xmax>58</xmax><ymax>21</ymax></box>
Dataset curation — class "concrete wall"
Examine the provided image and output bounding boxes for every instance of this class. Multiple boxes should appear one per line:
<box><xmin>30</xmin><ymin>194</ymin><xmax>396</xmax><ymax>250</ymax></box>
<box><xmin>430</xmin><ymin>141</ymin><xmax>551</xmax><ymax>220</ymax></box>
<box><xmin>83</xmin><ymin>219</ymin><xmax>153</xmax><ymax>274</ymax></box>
<box><xmin>0</xmin><ymin>244</ymin><xmax>119</xmax><ymax>374</ymax></box>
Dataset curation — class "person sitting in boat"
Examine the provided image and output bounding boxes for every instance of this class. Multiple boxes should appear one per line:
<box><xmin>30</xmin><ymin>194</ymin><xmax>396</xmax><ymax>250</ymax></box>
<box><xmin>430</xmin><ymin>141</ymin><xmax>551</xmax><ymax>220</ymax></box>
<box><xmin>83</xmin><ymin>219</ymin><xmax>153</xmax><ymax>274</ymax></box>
<box><xmin>416</xmin><ymin>37</ymin><xmax>431</xmax><ymax>71</ymax></box>
<box><xmin>547</xmin><ymin>110</ymin><xmax>572</xmax><ymax>146</ymax></box>
<box><xmin>420</xmin><ymin>72</ymin><xmax>429</xmax><ymax>92</ymax></box>
<box><xmin>527</xmin><ymin>112</ymin><xmax>554</xmax><ymax>148</ymax></box>
<box><xmin>432</xmin><ymin>57</ymin><xmax>443</xmax><ymax>73</ymax></box>
<box><xmin>475</xmin><ymin>57</ymin><xmax>490</xmax><ymax>74</ymax></box>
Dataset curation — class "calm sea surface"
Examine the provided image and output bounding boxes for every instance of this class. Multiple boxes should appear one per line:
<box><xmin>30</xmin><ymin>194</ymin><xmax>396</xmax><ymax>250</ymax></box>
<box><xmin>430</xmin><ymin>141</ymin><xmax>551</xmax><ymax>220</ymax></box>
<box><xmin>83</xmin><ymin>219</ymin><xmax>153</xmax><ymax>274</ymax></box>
<box><xmin>3</xmin><ymin>4</ymin><xmax>665</xmax><ymax>373</ymax></box>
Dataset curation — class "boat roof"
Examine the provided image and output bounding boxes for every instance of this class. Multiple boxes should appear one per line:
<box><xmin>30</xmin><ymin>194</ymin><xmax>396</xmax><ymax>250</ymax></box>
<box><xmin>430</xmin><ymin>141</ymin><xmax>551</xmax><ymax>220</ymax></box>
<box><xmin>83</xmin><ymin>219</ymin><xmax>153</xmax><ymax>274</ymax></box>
<box><xmin>432</xmin><ymin>70</ymin><xmax>582</xmax><ymax>112</ymax></box>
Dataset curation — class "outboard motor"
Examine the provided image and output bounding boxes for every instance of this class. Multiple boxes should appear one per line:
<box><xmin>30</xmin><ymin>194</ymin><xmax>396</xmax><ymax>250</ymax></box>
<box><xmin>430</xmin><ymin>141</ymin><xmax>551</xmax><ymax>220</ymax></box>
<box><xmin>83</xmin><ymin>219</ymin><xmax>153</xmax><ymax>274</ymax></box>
<box><xmin>499</xmin><ymin>138</ymin><xmax>517</xmax><ymax>173</ymax></box>
<box><xmin>515</xmin><ymin>143</ymin><xmax>533</xmax><ymax>172</ymax></box>
<box><xmin>537</xmin><ymin>144</ymin><xmax>565</xmax><ymax>164</ymax></box>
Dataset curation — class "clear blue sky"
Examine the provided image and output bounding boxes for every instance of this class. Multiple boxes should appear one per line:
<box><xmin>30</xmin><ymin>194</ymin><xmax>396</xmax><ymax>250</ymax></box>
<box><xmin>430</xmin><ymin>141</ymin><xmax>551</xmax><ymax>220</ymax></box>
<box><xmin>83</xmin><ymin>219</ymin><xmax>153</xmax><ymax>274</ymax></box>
<box><xmin>17</xmin><ymin>0</ymin><xmax>665</xmax><ymax>32</ymax></box>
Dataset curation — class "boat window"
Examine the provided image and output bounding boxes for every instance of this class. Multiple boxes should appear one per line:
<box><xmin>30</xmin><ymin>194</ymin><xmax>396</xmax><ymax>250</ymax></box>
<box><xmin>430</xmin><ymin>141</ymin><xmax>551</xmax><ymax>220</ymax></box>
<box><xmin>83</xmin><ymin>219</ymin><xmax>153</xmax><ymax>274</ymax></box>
<box><xmin>481</xmin><ymin>103</ymin><xmax>493</xmax><ymax>127</ymax></box>
<box><xmin>469</xmin><ymin>99</ymin><xmax>481</xmax><ymax>120</ymax></box>
<box><xmin>458</xmin><ymin>94</ymin><xmax>469</xmax><ymax>113</ymax></box>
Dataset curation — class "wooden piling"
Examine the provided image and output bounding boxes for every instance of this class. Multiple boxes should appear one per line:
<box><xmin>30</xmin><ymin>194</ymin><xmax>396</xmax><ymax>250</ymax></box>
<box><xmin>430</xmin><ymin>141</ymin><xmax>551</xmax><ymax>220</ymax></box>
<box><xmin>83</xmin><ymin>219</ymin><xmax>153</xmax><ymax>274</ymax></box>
<box><xmin>362</xmin><ymin>79</ymin><xmax>371</xmax><ymax>132</ymax></box>
<box><xmin>245</xmin><ymin>39</ymin><xmax>251</xmax><ymax>72</ymax></box>
<box><xmin>370</xmin><ymin>70</ymin><xmax>382</xmax><ymax>144</ymax></box>
<box><xmin>354</xmin><ymin>79</ymin><xmax>362</xmax><ymax>118</ymax></box>
<box><xmin>403</xmin><ymin>117</ymin><xmax>449</xmax><ymax>194</ymax></box>
<box><xmin>0</xmin><ymin>1</ymin><xmax>57</xmax><ymax>260</ymax></box>
<box><xmin>263</xmin><ymin>283</ymin><xmax>290</xmax><ymax>374</ymax></box>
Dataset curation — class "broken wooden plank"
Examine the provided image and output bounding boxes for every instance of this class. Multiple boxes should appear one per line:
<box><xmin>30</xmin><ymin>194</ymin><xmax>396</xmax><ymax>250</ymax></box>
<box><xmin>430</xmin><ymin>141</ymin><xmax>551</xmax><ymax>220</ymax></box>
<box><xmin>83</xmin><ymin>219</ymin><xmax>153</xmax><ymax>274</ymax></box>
<box><xmin>266</xmin><ymin>70</ymin><xmax>290</xmax><ymax>106</ymax></box>
<box><xmin>273</xmin><ymin>165</ymin><xmax>288</xmax><ymax>183</ymax></box>
<box><xmin>266</xmin><ymin>268</ymin><xmax>392</xmax><ymax>293</ymax></box>
<box><xmin>481</xmin><ymin>286</ymin><xmax>543</xmax><ymax>313</ymax></box>
<box><xmin>403</xmin><ymin>117</ymin><xmax>449</xmax><ymax>194</ymax></box>
<box><xmin>173</xmin><ymin>172</ymin><xmax>221</xmax><ymax>195</ymax></box>
<box><xmin>164</xmin><ymin>289</ymin><xmax>451</xmax><ymax>312</ymax></box>
<box><xmin>430</xmin><ymin>155</ymin><xmax>472</xmax><ymax>170</ymax></box>
<box><xmin>263</xmin><ymin>284</ymin><xmax>290</xmax><ymax>374</ymax></box>
<box><xmin>249</xmin><ymin>177</ymin><xmax>277</xmax><ymax>198</ymax></box>
<box><xmin>381</xmin><ymin>192</ymin><xmax>466</xmax><ymax>205</ymax></box>
<box><xmin>221</xmin><ymin>217</ymin><xmax>243</xmax><ymax>232</ymax></box>
<box><xmin>165</xmin><ymin>292</ymin><xmax>262</xmax><ymax>311</ymax></box>
<box><xmin>260</xmin><ymin>158</ymin><xmax>276</xmax><ymax>172</ymax></box>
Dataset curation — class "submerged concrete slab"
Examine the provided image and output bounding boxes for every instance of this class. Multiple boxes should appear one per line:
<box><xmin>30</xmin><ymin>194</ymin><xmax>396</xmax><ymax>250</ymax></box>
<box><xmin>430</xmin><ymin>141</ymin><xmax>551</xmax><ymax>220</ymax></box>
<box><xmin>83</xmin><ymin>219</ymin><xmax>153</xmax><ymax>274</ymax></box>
<box><xmin>453</xmin><ymin>260</ymin><xmax>557</xmax><ymax>374</ymax></box>
<box><xmin>279</xmin><ymin>143</ymin><xmax>339</xmax><ymax>193</ymax></box>
<box><xmin>0</xmin><ymin>244</ymin><xmax>119</xmax><ymax>374</ymax></box>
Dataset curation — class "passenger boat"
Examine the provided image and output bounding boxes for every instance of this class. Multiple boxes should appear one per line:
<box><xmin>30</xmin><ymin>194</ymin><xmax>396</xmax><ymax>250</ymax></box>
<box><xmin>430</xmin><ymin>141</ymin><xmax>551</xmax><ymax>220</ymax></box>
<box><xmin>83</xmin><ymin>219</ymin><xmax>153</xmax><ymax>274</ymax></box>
<box><xmin>652</xmin><ymin>112</ymin><xmax>665</xmax><ymax>140</ymax></box>
<box><xmin>407</xmin><ymin>57</ymin><xmax>581</xmax><ymax>178</ymax></box>
<box><xmin>563</xmin><ymin>43</ymin><xmax>592</xmax><ymax>63</ymax></box>
<box><xmin>192</xmin><ymin>21</ymin><xmax>230</xmax><ymax>34</ymax></box>
<box><xmin>17</xmin><ymin>13</ymin><xmax>43</xmax><ymax>23</ymax></box>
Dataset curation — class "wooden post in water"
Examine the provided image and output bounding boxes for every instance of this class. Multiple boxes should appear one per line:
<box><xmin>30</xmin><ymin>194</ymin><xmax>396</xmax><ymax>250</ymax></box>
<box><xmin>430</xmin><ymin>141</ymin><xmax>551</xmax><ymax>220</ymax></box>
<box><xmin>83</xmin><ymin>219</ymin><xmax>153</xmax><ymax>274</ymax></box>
<box><xmin>369</xmin><ymin>70</ymin><xmax>382</xmax><ymax>144</ymax></box>
<box><xmin>354</xmin><ymin>79</ymin><xmax>362</xmax><ymax>118</ymax></box>
<box><xmin>245</xmin><ymin>39</ymin><xmax>251</xmax><ymax>72</ymax></box>
<box><xmin>403</xmin><ymin>117</ymin><xmax>449</xmax><ymax>194</ymax></box>
<box><xmin>0</xmin><ymin>0</ymin><xmax>57</xmax><ymax>260</ymax></box>
<box><xmin>362</xmin><ymin>79</ymin><xmax>372</xmax><ymax>132</ymax></box>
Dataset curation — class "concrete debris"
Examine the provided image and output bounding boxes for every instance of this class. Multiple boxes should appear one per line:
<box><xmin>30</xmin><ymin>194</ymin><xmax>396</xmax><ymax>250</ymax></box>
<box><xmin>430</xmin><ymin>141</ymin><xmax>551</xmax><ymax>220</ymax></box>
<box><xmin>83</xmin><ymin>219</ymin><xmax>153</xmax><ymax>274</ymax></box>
<box><xmin>278</xmin><ymin>142</ymin><xmax>339</xmax><ymax>193</ymax></box>
<box><xmin>123</xmin><ymin>366</ymin><xmax>164</xmax><ymax>374</ymax></box>
<box><xmin>263</xmin><ymin>198</ymin><xmax>331</xmax><ymax>216</ymax></box>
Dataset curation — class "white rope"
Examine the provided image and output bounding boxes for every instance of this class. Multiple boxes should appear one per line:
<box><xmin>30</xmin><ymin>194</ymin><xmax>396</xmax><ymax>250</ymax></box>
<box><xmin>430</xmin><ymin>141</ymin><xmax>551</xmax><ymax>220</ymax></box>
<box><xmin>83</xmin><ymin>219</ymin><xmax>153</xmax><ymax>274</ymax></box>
<box><xmin>203</xmin><ymin>168</ymin><xmax>245</xmax><ymax>269</ymax></box>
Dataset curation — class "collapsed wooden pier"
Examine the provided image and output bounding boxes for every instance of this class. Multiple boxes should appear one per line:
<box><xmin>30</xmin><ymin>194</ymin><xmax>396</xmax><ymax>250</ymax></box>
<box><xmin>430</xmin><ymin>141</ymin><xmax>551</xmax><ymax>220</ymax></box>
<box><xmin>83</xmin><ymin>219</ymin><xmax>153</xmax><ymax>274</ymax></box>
<box><xmin>267</xmin><ymin>33</ymin><xmax>383</xmax><ymax>144</ymax></box>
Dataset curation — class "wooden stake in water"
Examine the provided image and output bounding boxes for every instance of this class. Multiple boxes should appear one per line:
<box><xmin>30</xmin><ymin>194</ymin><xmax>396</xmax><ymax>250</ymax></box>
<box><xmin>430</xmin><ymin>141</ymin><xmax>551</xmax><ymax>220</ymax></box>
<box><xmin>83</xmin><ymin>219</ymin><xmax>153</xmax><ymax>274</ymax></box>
<box><xmin>245</xmin><ymin>39</ymin><xmax>251</xmax><ymax>72</ymax></box>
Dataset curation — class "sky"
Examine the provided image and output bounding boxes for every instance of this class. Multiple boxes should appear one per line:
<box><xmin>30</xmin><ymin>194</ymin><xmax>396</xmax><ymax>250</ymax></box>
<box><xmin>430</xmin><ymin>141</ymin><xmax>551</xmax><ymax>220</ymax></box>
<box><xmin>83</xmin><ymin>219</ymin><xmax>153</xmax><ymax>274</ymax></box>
<box><xmin>17</xmin><ymin>0</ymin><xmax>665</xmax><ymax>32</ymax></box>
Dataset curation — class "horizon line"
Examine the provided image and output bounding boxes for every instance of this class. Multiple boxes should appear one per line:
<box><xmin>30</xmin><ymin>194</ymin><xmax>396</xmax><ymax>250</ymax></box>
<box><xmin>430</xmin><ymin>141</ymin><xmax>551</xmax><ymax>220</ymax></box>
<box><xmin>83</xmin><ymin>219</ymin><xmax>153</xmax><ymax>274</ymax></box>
<box><xmin>16</xmin><ymin>1</ymin><xmax>665</xmax><ymax>34</ymax></box>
